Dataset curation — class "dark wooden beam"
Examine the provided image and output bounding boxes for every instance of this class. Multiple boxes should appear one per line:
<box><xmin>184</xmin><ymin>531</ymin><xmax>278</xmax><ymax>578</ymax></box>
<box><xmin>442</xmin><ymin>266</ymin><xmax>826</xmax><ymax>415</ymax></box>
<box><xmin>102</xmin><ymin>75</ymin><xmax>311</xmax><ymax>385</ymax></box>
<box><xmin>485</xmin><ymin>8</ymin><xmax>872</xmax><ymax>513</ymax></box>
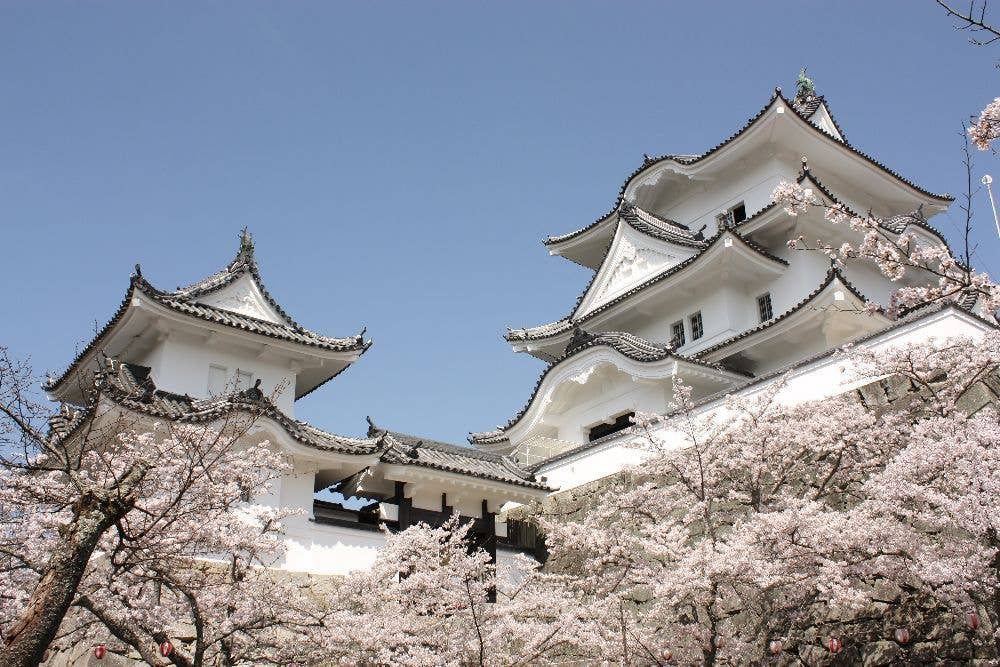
<box><xmin>396</xmin><ymin>481</ymin><xmax>411</xmax><ymax>531</ymax></box>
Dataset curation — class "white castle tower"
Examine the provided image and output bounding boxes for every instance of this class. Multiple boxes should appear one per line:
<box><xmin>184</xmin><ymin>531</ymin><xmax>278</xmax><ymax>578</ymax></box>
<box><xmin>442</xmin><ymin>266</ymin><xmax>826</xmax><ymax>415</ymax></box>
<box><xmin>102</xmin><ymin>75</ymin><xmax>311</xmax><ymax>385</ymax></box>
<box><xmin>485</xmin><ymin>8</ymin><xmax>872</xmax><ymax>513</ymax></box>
<box><xmin>46</xmin><ymin>230</ymin><xmax>549</xmax><ymax>575</ymax></box>
<box><xmin>469</xmin><ymin>77</ymin><xmax>994</xmax><ymax>488</ymax></box>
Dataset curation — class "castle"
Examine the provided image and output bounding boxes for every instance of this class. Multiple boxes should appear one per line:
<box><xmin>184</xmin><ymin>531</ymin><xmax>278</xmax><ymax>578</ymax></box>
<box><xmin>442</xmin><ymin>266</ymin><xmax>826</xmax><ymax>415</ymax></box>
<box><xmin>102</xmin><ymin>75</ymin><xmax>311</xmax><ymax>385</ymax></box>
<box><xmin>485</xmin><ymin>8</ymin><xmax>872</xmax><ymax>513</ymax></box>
<box><xmin>45</xmin><ymin>78</ymin><xmax>996</xmax><ymax>575</ymax></box>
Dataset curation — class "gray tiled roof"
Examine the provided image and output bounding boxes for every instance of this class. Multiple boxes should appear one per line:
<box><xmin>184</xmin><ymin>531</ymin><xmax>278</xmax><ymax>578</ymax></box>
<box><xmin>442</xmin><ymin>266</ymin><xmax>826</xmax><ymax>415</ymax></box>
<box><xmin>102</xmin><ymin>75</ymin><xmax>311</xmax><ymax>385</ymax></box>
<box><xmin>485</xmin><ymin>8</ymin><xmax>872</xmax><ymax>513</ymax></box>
<box><xmin>467</xmin><ymin>428</ymin><xmax>509</xmax><ymax>446</ymax></box>
<box><xmin>564</xmin><ymin>329</ymin><xmax>672</xmax><ymax>362</ymax></box>
<box><xmin>44</xmin><ymin>230</ymin><xmax>370</xmax><ymax>397</ymax></box>
<box><xmin>544</xmin><ymin>88</ymin><xmax>950</xmax><ymax>254</ymax></box>
<box><xmin>49</xmin><ymin>360</ymin><xmax>548</xmax><ymax>490</ymax></box>
<box><xmin>796</xmin><ymin>169</ymin><xmax>949</xmax><ymax>246</ymax></box>
<box><xmin>507</xmin><ymin>227</ymin><xmax>787</xmax><ymax>344</ymax></box>
<box><xmin>146</xmin><ymin>288</ymin><xmax>368</xmax><ymax>352</ymax></box>
<box><xmin>619</xmin><ymin>201</ymin><xmax>706</xmax><ymax>248</ymax></box>
<box><xmin>367</xmin><ymin>420</ymin><xmax>548</xmax><ymax>489</ymax></box>
<box><xmin>57</xmin><ymin>358</ymin><xmax>376</xmax><ymax>454</ymax></box>
<box><xmin>533</xmin><ymin>302</ymin><xmax>999</xmax><ymax>471</ymax></box>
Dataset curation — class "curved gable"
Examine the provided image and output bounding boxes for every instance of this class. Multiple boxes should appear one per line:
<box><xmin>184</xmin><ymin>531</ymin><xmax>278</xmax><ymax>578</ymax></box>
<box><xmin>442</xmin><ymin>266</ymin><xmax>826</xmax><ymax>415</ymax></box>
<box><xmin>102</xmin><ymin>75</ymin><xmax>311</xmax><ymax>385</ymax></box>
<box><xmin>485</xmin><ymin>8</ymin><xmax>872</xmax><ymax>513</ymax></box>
<box><xmin>195</xmin><ymin>274</ymin><xmax>288</xmax><ymax>325</ymax></box>
<box><xmin>573</xmin><ymin>220</ymin><xmax>699</xmax><ymax>318</ymax></box>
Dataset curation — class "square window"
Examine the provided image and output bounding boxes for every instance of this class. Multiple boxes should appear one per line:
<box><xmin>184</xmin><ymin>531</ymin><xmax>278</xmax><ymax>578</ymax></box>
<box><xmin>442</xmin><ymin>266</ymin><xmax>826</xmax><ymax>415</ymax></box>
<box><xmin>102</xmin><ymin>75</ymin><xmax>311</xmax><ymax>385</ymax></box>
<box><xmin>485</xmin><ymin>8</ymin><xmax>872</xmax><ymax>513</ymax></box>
<box><xmin>670</xmin><ymin>320</ymin><xmax>686</xmax><ymax>348</ymax></box>
<box><xmin>690</xmin><ymin>312</ymin><xmax>704</xmax><ymax>340</ymax></box>
<box><xmin>588</xmin><ymin>412</ymin><xmax>636</xmax><ymax>442</ymax></box>
<box><xmin>757</xmin><ymin>293</ymin><xmax>773</xmax><ymax>322</ymax></box>
<box><xmin>208</xmin><ymin>365</ymin><xmax>228</xmax><ymax>396</ymax></box>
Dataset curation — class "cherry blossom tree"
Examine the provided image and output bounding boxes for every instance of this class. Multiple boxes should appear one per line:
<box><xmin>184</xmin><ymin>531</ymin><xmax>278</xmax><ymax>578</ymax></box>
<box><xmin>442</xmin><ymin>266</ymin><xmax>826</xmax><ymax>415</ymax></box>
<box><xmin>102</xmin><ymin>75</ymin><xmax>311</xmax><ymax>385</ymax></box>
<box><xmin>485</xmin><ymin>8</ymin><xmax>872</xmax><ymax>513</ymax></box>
<box><xmin>0</xmin><ymin>350</ymin><xmax>322</xmax><ymax>666</ymax></box>
<box><xmin>932</xmin><ymin>2</ymin><xmax>1000</xmax><ymax>147</ymax></box>
<box><xmin>765</xmin><ymin>4</ymin><xmax>1000</xmax><ymax>319</ymax></box>
<box><xmin>970</xmin><ymin>97</ymin><xmax>1000</xmax><ymax>151</ymax></box>
<box><xmin>315</xmin><ymin>514</ymin><xmax>603</xmax><ymax>665</ymax></box>
<box><xmin>538</xmin><ymin>334</ymin><xmax>1000</xmax><ymax>664</ymax></box>
<box><xmin>0</xmin><ymin>347</ymin><xmax>600</xmax><ymax>666</ymax></box>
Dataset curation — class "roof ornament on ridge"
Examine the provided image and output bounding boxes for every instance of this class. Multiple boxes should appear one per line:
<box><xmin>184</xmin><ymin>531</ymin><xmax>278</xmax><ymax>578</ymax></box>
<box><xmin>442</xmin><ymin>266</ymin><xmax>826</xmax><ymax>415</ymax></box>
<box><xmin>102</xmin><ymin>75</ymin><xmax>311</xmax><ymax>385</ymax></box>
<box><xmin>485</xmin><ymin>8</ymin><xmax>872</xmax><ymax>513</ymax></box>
<box><xmin>792</xmin><ymin>69</ymin><xmax>830</xmax><ymax>127</ymax></box>
<box><xmin>237</xmin><ymin>226</ymin><xmax>254</xmax><ymax>264</ymax></box>
<box><xmin>796</xmin><ymin>68</ymin><xmax>815</xmax><ymax>100</ymax></box>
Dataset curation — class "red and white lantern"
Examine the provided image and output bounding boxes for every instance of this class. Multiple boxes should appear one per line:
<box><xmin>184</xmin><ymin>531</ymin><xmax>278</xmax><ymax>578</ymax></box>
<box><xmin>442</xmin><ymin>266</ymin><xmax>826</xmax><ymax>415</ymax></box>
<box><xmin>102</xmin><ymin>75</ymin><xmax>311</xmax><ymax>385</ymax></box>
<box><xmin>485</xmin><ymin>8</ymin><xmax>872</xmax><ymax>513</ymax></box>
<box><xmin>894</xmin><ymin>628</ymin><xmax>910</xmax><ymax>644</ymax></box>
<box><xmin>93</xmin><ymin>644</ymin><xmax>106</xmax><ymax>659</ymax></box>
<box><xmin>657</xmin><ymin>647</ymin><xmax>672</xmax><ymax>662</ymax></box>
<box><xmin>967</xmin><ymin>611</ymin><xmax>981</xmax><ymax>631</ymax></box>
<box><xmin>769</xmin><ymin>639</ymin><xmax>783</xmax><ymax>655</ymax></box>
<box><xmin>827</xmin><ymin>637</ymin><xmax>842</xmax><ymax>654</ymax></box>
<box><xmin>159</xmin><ymin>640</ymin><xmax>173</xmax><ymax>657</ymax></box>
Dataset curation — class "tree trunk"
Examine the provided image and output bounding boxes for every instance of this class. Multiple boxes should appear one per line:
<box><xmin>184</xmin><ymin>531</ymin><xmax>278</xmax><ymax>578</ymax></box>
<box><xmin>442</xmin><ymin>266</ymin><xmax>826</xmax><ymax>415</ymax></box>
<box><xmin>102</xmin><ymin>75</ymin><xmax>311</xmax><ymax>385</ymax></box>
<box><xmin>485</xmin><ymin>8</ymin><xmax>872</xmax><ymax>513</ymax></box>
<box><xmin>0</xmin><ymin>465</ymin><xmax>147</xmax><ymax>667</ymax></box>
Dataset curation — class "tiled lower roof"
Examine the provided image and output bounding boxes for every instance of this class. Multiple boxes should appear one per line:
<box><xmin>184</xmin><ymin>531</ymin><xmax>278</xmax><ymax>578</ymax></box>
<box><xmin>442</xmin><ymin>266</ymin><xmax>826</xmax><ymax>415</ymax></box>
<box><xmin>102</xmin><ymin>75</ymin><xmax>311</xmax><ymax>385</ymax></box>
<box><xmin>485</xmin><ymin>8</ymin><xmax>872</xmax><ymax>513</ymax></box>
<box><xmin>797</xmin><ymin>168</ymin><xmax>949</xmax><ymax>246</ymax></box>
<box><xmin>366</xmin><ymin>421</ymin><xmax>547</xmax><ymax>489</ymax></box>
<box><xmin>468</xmin><ymin>428</ymin><xmax>510</xmax><ymax>447</ymax></box>
<box><xmin>564</xmin><ymin>329</ymin><xmax>672</xmax><ymax>362</ymax></box>
<box><xmin>49</xmin><ymin>361</ymin><xmax>548</xmax><ymax>491</ymax></box>
<box><xmin>619</xmin><ymin>202</ymin><xmax>706</xmax><ymax>248</ymax></box>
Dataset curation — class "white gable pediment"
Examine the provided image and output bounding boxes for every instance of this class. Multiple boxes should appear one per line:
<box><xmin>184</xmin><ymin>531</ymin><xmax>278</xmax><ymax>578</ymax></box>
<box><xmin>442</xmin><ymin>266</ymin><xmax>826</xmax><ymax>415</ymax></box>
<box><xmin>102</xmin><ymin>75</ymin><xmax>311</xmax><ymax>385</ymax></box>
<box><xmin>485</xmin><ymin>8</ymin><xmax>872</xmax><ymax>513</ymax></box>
<box><xmin>196</xmin><ymin>275</ymin><xmax>288</xmax><ymax>324</ymax></box>
<box><xmin>574</xmin><ymin>223</ymin><xmax>697</xmax><ymax>318</ymax></box>
<box><xmin>808</xmin><ymin>103</ymin><xmax>844</xmax><ymax>143</ymax></box>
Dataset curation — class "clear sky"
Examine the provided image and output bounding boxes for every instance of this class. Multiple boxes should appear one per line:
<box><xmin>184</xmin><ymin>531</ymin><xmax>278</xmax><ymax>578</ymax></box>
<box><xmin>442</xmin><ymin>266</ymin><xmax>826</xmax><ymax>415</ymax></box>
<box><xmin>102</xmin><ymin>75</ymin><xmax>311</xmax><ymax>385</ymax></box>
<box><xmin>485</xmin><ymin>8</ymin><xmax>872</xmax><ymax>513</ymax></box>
<box><xmin>2</xmin><ymin>1</ymin><xmax>999</xmax><ymax>445</ymax></box>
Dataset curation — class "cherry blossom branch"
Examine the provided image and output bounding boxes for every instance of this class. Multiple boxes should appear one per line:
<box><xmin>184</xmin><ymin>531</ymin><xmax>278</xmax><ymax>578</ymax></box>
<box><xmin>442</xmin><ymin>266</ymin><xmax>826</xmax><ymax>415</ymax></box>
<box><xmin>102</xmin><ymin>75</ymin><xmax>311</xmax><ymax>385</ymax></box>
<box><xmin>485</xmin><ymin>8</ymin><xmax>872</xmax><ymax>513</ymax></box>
<box><xmin>772</xmin><ymin>181</ymin><xmax>999</xmax><ymax>320</ymax></box>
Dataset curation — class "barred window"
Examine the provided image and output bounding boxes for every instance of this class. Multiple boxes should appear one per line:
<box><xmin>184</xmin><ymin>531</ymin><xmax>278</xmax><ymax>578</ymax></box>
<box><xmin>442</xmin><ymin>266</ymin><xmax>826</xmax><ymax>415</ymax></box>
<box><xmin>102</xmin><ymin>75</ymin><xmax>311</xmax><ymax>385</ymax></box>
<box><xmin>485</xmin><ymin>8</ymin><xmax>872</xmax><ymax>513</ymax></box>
<box><xmin>670</xmin><ymin>320</ymin><xmax>686</xmax><ymax>348</ymax></box>
<box><xmin>588</xmin><ymin>412</ymin><xmax>636</xmax><ymax>442</ymax></box>
<box><xmin>716</xmin><ymin>201</ymin><xmax>747</xmax><ymax>227</ymax></box>
<box><xmin>690</xmin><ymin>312</ymin><xmax>704</xmax><ymax>340</ymax></box>
<box><xmin>757</xmin><ymin>292</ymin><xmax>773</xmax><ymax>322</ymax></box>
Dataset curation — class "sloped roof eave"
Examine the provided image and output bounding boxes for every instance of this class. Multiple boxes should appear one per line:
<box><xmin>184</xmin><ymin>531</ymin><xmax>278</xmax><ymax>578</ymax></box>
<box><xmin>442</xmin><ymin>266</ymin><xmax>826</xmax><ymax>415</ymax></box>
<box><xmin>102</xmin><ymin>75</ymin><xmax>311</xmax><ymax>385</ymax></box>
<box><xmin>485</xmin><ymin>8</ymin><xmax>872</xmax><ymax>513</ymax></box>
<box><xmin>45</xmin><ymin>276</ymin><xmax>370</xmax><ymax>400</ymax></box>
<box><xmin>545</xmin><ymin>90</ymin><xmax>950</xmax><ymax>256</ymax></box>
<box><xmin>532</xmin><ymin>302</ymin><xmax>997</xmax><ymax>472</ymax></box>
<box><xmin>623</xmin><ymin>91</ymin><xmax>952</xmax><ymax>205</ymax></box>
<box><xmin>695</xmin><ymin>268</ymin><xmax>885</xmax><ymax>362</ymax></box>
<box><xmin>507</xmin><ymin>228</ymin><xmax>787</xmax><ymax>345</ymax></box>
<box><xmin>54</xmin><ymin>363</ymin><xmax>549</xmax><ymax>491</ymax></box>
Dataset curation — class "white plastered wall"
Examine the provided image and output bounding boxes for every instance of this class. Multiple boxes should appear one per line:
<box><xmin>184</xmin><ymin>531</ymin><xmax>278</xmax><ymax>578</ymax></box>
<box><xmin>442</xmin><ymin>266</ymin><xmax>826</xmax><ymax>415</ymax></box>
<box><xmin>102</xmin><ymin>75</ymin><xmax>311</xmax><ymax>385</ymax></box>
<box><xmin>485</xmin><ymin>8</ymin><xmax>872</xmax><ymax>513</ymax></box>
<box><xmin>657</xmin><ymin>156</ymin><xmax>798</xmax><ymax>236</ymax></box>
<box><xmin>137</xmin><ymin>332</ymin><xmax>298</xmax><ymax>416</ymax></box>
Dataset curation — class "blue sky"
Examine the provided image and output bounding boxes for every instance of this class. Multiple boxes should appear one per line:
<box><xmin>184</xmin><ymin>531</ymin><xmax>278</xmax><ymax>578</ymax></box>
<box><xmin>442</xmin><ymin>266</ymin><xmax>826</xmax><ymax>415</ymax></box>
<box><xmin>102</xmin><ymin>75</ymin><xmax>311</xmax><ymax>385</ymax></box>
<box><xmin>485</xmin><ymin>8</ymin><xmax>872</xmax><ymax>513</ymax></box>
<box><xmin>2</xmin><ymin>1</ymin><xmax>999</xmax><ymax>445</ymax></box>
